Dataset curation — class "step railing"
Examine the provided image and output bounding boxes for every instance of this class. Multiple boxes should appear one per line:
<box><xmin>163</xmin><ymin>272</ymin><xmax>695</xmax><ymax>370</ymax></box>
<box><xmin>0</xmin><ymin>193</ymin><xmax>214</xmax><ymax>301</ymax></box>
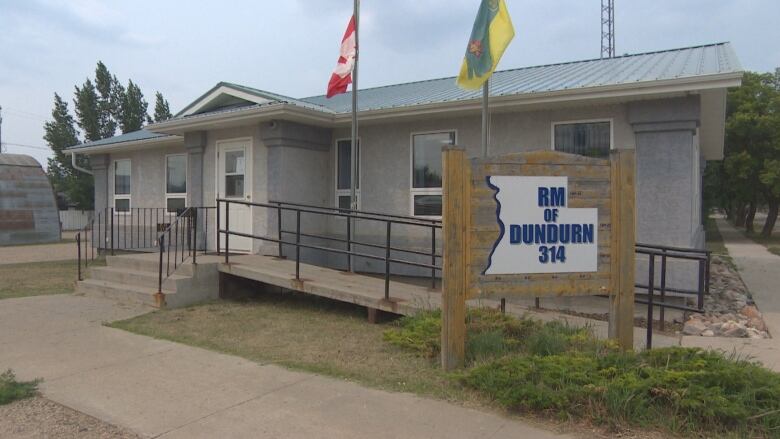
<box><xmin>76</xmin><ymin>206</ymin><xmax>215</xmax><ymax>285</ymax></box>
<box><xmin>217</xmin><ymin>199</ymin><xmax>443</xmax><ymax>300</ymax></box>
<box><xmin>76</xmin><ymin>219</ymin><xmax>96</xmax><ymax>281</ymax></box>
<box><xmin>155</xmin><ymin>207</ymin><xmax>216</xmax><ymax>294</ymax></box>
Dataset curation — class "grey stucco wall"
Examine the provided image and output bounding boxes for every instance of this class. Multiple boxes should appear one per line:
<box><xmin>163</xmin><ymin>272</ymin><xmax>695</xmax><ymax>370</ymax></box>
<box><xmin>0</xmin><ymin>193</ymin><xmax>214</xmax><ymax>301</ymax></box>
<box><xmin>88</xmin><ymin>96</ymin><xmax>708</xmax><ymax>288</ymax></box>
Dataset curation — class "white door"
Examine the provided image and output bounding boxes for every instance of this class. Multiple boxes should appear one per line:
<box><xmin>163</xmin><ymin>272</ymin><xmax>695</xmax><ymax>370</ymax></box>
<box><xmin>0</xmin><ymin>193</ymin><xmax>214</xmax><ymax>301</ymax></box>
<box><xmin>217</xmin><ymin>139</ymin><xmax>253</xmax><ymax>252</ymax></box>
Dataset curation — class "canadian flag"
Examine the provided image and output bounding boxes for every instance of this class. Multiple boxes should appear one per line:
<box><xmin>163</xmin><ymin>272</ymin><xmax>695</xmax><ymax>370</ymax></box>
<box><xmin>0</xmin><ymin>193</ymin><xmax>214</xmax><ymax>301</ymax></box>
<box><xmin>326</xmin><ymin>16</ymin><xmax>356</xmax><ymax>98</ymax></box>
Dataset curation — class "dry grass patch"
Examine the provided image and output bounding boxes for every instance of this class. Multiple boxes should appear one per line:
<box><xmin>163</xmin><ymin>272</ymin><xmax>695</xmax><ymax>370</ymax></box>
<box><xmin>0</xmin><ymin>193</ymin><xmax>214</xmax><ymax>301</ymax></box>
<box><xmin>110</xmin><ymin>291</ymin><xmax>481</xmax><ymax>404</ymax></box>
<box><xmin>0</xmin><ymin>259</ymin><xmax>101</xmax><ymax>300</ymax></box>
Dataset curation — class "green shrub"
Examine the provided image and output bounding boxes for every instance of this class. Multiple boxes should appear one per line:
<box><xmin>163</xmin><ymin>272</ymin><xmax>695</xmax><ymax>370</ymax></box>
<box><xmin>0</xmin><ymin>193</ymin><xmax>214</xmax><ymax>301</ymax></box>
<box><xmin>384</xmin><ymin>308</ymin><xmax>780</xmax><ymax>436</ymax></box>
<box><xmin>463</xmin><ymin>347</ymin><xmax>780</xmax><ymax>436</ymax></box>
<box><xmin>383</xmin><ymin>310</ymin><xmax>441</xmax><ymax>357</ymax></box>
<box><xmin>0</xmin><ymin>370</ymin><xmax>39</xmax><ymax>405</ymax></box>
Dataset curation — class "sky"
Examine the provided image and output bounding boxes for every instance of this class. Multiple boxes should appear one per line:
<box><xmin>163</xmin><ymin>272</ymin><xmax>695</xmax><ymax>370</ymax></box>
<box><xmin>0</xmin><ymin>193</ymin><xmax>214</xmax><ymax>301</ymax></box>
<box><xmin>0</xmin><ymin>0</ymin><xmax>778</xmax><ymax>168</ymax></box>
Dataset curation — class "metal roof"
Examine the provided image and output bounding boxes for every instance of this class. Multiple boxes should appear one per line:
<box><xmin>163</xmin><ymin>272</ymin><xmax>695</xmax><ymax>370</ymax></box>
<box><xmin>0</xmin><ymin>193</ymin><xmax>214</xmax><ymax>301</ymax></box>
<box><xmin>0</xmin><ymin>153</ymin><xmax>42</xmax><ymax>167</ymax></box>
<box><xmin>301</xmin><ymin>42</ymin><xmax>742</xmax><ymax>113</ymax></box>
<box><xmin>71</xmin><ymin>42</ymin><xmax>741</xmax><ymax>150</ymax></box>
<box><xmin>67</xmin><ymin>129</ymin><xmax>176</xmax><ymax>150</ymax></box>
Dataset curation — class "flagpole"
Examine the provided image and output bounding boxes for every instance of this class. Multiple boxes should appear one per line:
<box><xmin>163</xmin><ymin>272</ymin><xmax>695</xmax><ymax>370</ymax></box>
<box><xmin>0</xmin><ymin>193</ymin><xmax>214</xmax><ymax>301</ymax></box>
<box><xmin>481</xmin><ymin>79</ymin><xmax>489</xmax><ymax>157</ymax></box>
<box><xmin>350</xmin><ymin>0</ymin><xmax>359</xmax><ymax>211</ymax></box>
<box><xmin>349</xmin><ymin>0</ymin><xmax>359</xmax><ymax>273</ymax></box>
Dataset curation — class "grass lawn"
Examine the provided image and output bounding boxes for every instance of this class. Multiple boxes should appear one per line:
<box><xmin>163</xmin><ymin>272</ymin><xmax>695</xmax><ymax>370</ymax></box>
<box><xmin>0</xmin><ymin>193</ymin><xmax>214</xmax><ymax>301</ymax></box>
<box><xmin>110</xmin><ymin>292</ymin><xmax>480</xmax><ymax>404</ymax></box>
<box><xmin>112</xmin><ymin>289</ymin><xmax>780</xmax><ymax>438</ymax></box>
<box><xmin>0</xmin><ymin>370</ymin><xmax>39</xmax><ymax>405</ymax></box>
<box><xmin>0</xmin><ymin>259</ymin><xmax>103</xmax><ymax>300</ymax></box>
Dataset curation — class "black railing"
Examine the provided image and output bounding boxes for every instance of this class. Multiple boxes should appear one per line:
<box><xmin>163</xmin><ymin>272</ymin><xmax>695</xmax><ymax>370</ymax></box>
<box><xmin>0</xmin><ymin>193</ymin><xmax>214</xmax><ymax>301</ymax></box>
<box><xmin>217</xmin><ymin>199</ymin><xmax>442</xmax><ymax>300</ymax></box>
<box><xmin>76</xmin><ymin>219</ymin><xmax>96</xmax><ymax>281</ymax></box>
<box><xmin>155</xmin><ymin>207</ymin><xmax>216</xmax><ymax>294</ymax></box>
<box><xmin>76</xmin><ymin>206</ymin><xmax>215</xmax><ymax>286</ymax></box>
<box><xmin>634</xmin><ymin>242</ymin><xmax>710</xmax><ymax>348</ymax></box>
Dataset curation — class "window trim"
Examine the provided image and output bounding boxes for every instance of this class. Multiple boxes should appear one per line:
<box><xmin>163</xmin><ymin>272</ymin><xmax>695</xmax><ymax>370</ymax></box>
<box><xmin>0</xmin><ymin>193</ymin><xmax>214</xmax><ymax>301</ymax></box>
<box><xmin>550</xmin><ymin>118</ymin><xmax>614</xmax><ymax>156</ymax></box>
<box><xmin>112</xmin><ymin>159</ymin><xmax>131</xmax><ymax>214</ymax></box>
<box><xmin>164</xmin><ymin>153</ymin><xmax>188</xmax><ymax>213</ymax></box>
<box><xmin>333</xmin><ymin>137</ymin><xmax>362</xmax><ymax>209</ymax></box>
<box><xmin>409</xmin><ymin>129</ymin><xmax>457</xmax><ymax>218</ymax></box>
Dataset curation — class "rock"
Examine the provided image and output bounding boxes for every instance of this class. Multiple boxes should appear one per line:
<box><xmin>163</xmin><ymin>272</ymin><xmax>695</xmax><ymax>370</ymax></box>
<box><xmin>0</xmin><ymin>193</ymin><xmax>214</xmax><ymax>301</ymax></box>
<box><xmin>701</xmin><ymin>329</ymin><xmax>715</xmax><ymax>337</ymax></box>
<box><xmin>683</xmin><ymin>318</ymin><xmax>707</xmax><ymax>336</ymax></box>
<box><xmin>723</xmin><ymin>324</ymin><xmax>749</xmax><ymax>338</ymax></box>
<box><xmin>748</xmin><ymin>317</ymin><xmax>768</xmax><ymax>332</ymax></box>
<box><xmin>741</xmin><ymin>305</ymin><xmax>762</xmax><ymax>320</ymax></box>
<box><xmin>747</xmin><ymin>328</ymin><xmax>765</xmax><ymax>339</ymax></box>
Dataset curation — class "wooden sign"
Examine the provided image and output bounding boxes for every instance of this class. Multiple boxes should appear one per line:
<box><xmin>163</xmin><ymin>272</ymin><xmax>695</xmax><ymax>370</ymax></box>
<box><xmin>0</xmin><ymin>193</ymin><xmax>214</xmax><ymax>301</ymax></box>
<box><xmin>441</xmin><ymin>147</ymin><xmax>635</xmax><ymax>370</ymax></box>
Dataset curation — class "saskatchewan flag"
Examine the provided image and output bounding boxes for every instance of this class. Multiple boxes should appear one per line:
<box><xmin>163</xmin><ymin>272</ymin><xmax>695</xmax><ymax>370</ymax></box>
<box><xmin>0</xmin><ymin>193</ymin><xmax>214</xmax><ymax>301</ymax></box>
<box><xmin>456</xmin><ymin>0</ymin><xmax>515</xmax><ymax>90</ymax></box>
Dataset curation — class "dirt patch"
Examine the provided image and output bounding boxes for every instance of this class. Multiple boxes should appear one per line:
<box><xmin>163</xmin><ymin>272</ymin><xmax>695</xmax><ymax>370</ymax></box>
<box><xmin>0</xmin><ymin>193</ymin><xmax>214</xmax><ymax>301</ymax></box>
<box><xmin>0</xmin><ymin>396</ymin><xmax>138</xmax><ymax>438</ymax></box>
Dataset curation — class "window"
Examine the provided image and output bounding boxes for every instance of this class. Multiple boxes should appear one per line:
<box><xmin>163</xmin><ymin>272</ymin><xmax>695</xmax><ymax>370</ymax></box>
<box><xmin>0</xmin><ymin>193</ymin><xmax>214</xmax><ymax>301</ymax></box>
<box><xmin>165</xmin><ymin>154</ymin><xmax>187</xmax><ymax>213</ymax></box>
<box><xmin>411</xmin><ymin>131</ymin><xmax>455</xmax><ymax>217</ymax></box>
<box><xmin>113</xmin><ymin>159</ymin><xmax>131</xmax><ymax>212</ymax></box>
<box><xmin>553</xmin><ymin>120</ymin><xmax>612</xmax><ymax>158</ymax></box>
<box><xmin>223</xmin><ymin>149</ymin><xmax>246</xmax><ymax>198</ymax></box>
<box><xmin>335</xmin><ymin>139</ymin><xmax>360</xmax><ymax>209</ymax></box>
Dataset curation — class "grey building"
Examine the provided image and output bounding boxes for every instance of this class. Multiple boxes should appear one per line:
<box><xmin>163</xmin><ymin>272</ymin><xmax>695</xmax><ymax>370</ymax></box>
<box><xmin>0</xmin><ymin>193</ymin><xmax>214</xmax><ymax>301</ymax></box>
<box><xmin>67</xmin><ymin>43</ymin><xmax>742</xmax><ymax>284</ymax></box>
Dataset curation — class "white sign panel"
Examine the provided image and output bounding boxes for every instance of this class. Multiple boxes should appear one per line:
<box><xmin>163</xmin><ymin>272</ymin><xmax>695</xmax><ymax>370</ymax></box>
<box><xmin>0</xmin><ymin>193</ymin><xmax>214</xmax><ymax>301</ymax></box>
<box><xmin>483</xmin><ymin>176</ymin><xmax>598</xmax><ymax>275</ymax></box>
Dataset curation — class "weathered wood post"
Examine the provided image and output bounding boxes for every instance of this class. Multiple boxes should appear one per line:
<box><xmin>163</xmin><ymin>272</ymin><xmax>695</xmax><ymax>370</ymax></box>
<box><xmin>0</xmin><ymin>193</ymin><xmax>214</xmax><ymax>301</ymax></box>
<box><xmin>441</xmin><ymin>145</ymin><xmax>469</xmax><ymax>370</ymax></box>
<box><xmin>608</xmin><ymin>149</ymin><xmax>636</xmax><ymax>350</ymax></box>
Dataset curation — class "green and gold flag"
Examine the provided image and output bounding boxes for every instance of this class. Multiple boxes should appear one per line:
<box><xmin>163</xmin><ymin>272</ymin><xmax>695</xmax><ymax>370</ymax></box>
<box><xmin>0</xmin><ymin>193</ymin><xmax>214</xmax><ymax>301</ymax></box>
<box><xmin>456</xmin><ymin>0</ymin><xmax>515</xmax><ymax>90</ymax></box>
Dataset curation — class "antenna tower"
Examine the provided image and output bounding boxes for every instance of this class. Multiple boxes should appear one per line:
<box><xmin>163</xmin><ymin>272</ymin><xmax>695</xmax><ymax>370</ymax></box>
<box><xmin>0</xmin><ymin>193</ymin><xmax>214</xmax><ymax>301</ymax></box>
<box><xmin>601</xmin><ymin>0</ymin><xmax>615</xmax><ymax>58</ymax></box>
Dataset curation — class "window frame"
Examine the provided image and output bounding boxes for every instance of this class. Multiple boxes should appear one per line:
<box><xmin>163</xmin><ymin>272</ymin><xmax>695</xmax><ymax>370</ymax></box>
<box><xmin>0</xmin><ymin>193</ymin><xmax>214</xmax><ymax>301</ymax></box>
<box><xmin>333</xmin><ymin>137</ymin><xmax>361</xmax><ymax>210</ymax></box>
<box><xmin>409</xmin><ymin>129</ymin><xmax>457</xmax><ymax>219</ymax></box>
<box><xmin>112</xmin><ymin>159</ymin><xmax>131</xmax><ymax>214</ymax></box>
<box><xmin>164</xmin><ymin>153</ymin><xmax>188</xmax><ymax>213</ymax></box>
<box><xmin>550</xmin><ymin>118</ymin><xmax>614</xmax><ymax>158</ymax></box>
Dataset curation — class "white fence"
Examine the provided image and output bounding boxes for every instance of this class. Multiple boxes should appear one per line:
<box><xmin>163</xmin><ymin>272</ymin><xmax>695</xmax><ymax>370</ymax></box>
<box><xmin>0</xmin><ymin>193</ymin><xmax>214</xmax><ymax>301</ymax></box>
<box><xmin>59</xmin><ymin>210</ymin><xmax>94</xmax><ymax>231</ymax></box>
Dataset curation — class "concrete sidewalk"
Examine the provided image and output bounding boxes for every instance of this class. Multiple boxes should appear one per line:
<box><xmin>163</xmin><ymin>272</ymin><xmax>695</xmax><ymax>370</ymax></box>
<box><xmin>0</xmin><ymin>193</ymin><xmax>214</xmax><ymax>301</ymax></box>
<box><xmin>0</xmin><ymin>295</ymin><xmax>574</xmax><ymax>439</ymax></box>
<box><xmin>681</xmin><ymin>219</ymin><xmax>780</xmax><ymax>371</ymax></box>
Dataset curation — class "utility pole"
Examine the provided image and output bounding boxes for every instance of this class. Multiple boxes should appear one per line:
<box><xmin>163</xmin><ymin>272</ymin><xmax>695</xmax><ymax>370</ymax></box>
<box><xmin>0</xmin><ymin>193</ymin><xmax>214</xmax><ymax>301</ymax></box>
<box><xmin>0</xmin><ymin>105</ymin><xmax>4</xmax><ymax>153</ymax></box>
<box><xmin>601</xmin><ymin>0</ymin><xmax>615</xmax><ymax>58</ymax></box>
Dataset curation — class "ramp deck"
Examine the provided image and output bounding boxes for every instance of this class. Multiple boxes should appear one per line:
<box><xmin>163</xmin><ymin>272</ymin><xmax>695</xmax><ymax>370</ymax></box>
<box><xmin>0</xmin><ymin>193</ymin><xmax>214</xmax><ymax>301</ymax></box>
<box><xmin>204</xmin><ymin>254</ymin><xmax>443</xmax><ymax>316</ymax></box>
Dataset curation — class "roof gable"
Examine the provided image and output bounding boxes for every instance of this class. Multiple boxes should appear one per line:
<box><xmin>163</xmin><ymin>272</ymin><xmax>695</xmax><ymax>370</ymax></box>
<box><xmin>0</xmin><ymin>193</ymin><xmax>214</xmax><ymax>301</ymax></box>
<box><xmin>176</xmin><ymin>83</ymin><xmax>278</xmax><ymax>117</ymax></box>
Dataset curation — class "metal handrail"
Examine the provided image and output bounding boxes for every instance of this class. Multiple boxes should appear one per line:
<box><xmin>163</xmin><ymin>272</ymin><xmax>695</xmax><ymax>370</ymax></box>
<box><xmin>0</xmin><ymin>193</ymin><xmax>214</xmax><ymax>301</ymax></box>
<box><xmin>633</xmin><ymin>242</ymin><xmax>710</xmax><ymax>348</ymax></box>
<box><xmin>217</xmin><ymin>198</ymin><xmax>442</xmax><ymax>300</ymax></box>
<box><xmin>269</xmin><ymin>199</ymin><xmax>443</xmax><ymax>226</ymax></box>
<box><xmin>155</xmin><ymin>207</ymin><xmax>217</xmax><ymax>294</ymax></box>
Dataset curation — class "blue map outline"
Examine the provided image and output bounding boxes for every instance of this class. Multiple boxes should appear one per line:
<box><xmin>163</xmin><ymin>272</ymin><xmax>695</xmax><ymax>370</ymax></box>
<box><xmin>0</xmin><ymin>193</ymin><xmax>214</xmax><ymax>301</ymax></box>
<box><xmin>482</xmin><ymin>176</ymin><xmax>504</xmax><ymax>275</ymax></box>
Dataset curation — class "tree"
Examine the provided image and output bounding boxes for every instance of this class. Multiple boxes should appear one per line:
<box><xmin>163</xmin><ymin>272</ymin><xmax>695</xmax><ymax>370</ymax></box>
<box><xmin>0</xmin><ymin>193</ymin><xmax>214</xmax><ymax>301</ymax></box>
<box><xmin>120</xmin><ymin>79</ymin><xmax>148</xmax><ymax>133</ymax></box>
<box><xmin>43</xmin><ymin>94</ymin><xmax>93</xmax><ymax>209</ymax></box>
<box><xmin>719</xmin><ymin>71</ymin><xmax>780</xmax><ymax>236</ymax></box>
<box><xmin>95</xmin><ymin>61</ymin><xmax>119</xmax><ymax>139</ymax></box>
<box><xmin>153</xmin><ymin>91</ymin><xmax>172</xmax><ymax>122</ymax></box>
<box><xmin>73</xmin><ymin>79</ymin><xmax>101</xmax><ymax>142</ymax></box>
<box><xmin>45</xmin><ymin>61</ymin><xmax>172</xmax><ymax>209</ymax></box>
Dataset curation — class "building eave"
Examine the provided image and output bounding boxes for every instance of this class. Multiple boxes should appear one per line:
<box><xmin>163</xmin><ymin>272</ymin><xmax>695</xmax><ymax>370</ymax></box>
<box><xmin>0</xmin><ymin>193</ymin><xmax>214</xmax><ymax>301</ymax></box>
<box><xmin>67</xmin><ymin>135</ymin><xmax>184</xmax><ymax>154</ymax></box>
<box><xmin>330</xmin><ymin>72</ymin><xmax>744</xmax><ymax>124</ymax></box>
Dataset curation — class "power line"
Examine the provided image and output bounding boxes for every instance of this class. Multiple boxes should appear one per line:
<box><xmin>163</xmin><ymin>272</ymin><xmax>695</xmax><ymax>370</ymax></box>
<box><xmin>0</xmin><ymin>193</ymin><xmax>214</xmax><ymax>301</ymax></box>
<box><xmin>2</xmin><ymin>107</ymin><xmax>48</xmax><ymax>120</ymax></box>
<box><xmin>0</xmin><ymin>142</ymin><xmax>50</xmax><ymax>151</ymax></box>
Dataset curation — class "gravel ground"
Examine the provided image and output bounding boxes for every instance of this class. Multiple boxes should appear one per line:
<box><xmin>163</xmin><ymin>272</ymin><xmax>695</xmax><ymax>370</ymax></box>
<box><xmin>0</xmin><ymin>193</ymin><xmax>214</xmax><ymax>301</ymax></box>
<box><xmin>0</xmin><ymin>397</ymin><xmax>139</xmax><ymax>439</ymax></box>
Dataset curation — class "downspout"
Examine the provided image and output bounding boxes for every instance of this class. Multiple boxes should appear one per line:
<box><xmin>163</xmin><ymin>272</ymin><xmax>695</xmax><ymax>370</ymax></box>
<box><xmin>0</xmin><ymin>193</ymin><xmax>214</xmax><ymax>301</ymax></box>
<box><xmin>71</xmin><ymin>151</ymin><xmax>93</xmax><ymax>175</ymax></box>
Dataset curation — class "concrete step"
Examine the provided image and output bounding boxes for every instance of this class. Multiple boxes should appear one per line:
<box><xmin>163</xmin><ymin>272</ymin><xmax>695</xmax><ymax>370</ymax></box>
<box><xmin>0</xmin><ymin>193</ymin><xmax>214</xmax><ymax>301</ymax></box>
<box><xmin>89</xmin><ymin>266</ymin><xmax>186</xmax><ymax>291</ymax></box>
<box><xmin>76</xmin><ymin>278</ymin><xmax>175</xmax><ymax>308</ymax></box>
<box><xmin>106</xmin><ymin>254</ymin><xmax>194</xmax><ymax>276</ymax></box>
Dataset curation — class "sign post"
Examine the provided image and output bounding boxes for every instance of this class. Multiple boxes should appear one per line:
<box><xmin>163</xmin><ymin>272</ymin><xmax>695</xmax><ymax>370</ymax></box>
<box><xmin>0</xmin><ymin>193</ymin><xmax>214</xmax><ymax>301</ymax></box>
<box><xmin>441</xmin><ymin>147</ymin><xmax>635</xmax><ymax>370</ymax></box>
